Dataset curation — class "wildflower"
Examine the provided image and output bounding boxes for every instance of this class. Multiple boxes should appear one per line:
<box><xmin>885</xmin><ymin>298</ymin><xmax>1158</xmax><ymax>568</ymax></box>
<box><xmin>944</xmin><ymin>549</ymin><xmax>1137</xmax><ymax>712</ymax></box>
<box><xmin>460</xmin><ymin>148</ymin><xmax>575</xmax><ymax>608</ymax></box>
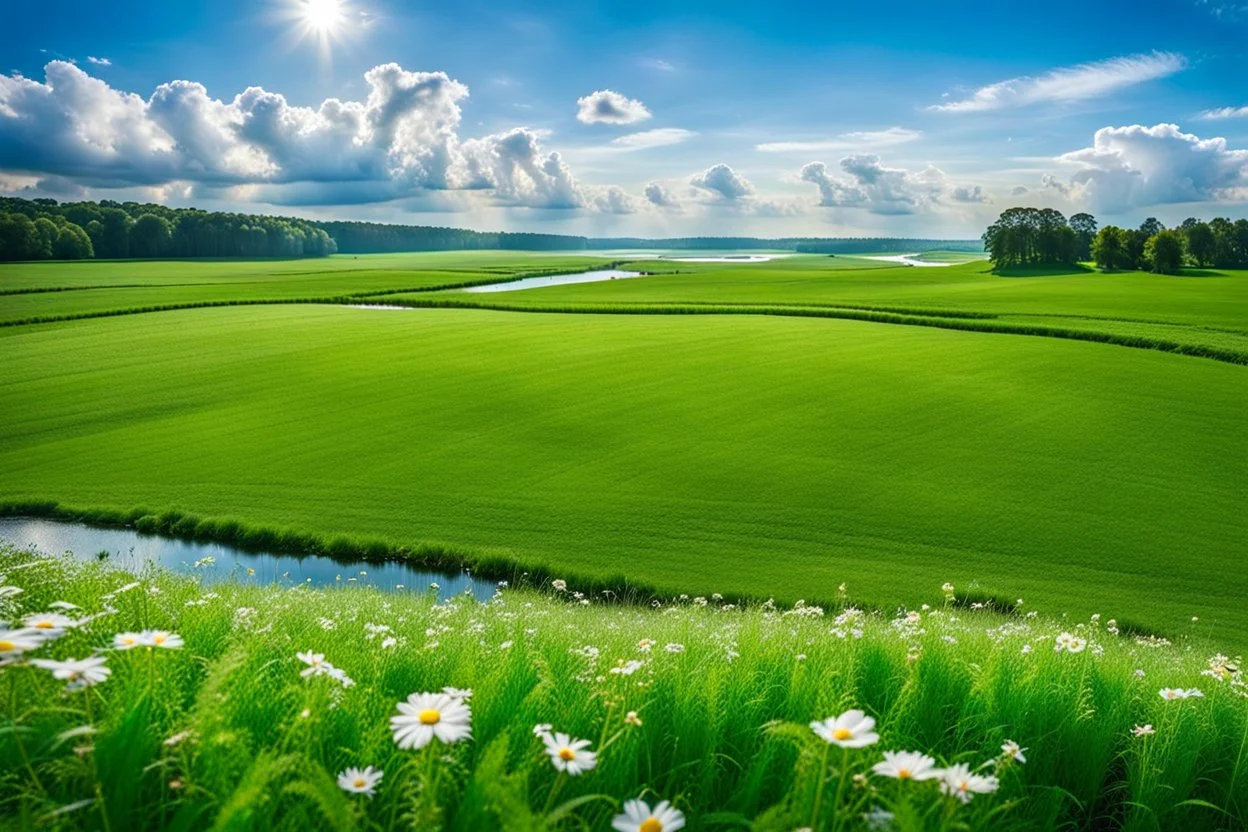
<box><xmin>637</xmin><ymin>639</ymin><xmax>655</xmax><ymax>652</ymax></box>
<box><xmin>1021</xmin><ymin>644</ymin><xmax>1033</xmax><ymax>654</ymax></box>
<box><xmin>611</xmin><ymin>798</ymin><xmax>685</xmax><ymax>832</ymax></box>
<box><xmin>163</xmin><ymin>730</ymin><xmax>195</xmax><ymax>747</ymax></box>
<box><xmin>30</xmin><ymin>656</ymin><xmax>111</xmax><ymax>690</ymax></box>
<box><xmin>1134</xmin><ymin>669</ymin><xmax>1146</xmax><ymax>679</ymax></box>
<box><xmin>552</xmin><ymin>579</ymin><xmax>567</xmax><ymax>591</ymax></box>
<box><xmin>499</xmin><ymin>640</ymin><xmax>513</xmax><ymax>650</ymax></box>
<box><xmin>381</xmin><ymin>637</ymin><xmax>397</xmax><ymax>649</ymax></box>
<box><xmin>442</xmin><ymin>686</ymin><xmax>472</xmax><ymax>701</ymax></box>
<box><xmin>811</xmin><ymin>709</ymin><xmax>879</xmax><ymax>748</ymax></box>
<box><xmin>872</xmin><ymin>750</ymin><xmax>940</xmax><ymax>780</ymax></box>
<box><xmin>541</xmin><ymin>731</ymin><xmax>597</xmax><ymax>775</ymax></box>
<box><xmin>193</xmin><ymin>557</ymin><xmax>215</xmax><ymax>569</ymax></box>
<box><xmin>610</xmin><ymin>659</ymin><xmax>646</xmax><ymax>676</ymax></box>
<box><xmin>22</xmin><ymin>612</ymin><xmax>78</xmax><ymax>634</ymax></box>
<box><xmin>625</xmin><ymin>710</ymin><xmax>643</xmax><ymax>727</ymax></box>
<box><xmin>299</xmin><ymin>708</ymin><xmax>311</xmax><ymax>719</ymax></box>
<box><xmin>939</xmin><ymin>763</ymin><xmax>999</xmax><ymax>803</ymax></box>
<box><xmin>0</xmin><ymin>628</ymin><xmax>46</xmax><ymax>656</ymax></box>
<box><xmin>297</xmin><ymin>651</ymin><xmax>331</xmax><ymax>677</ymax></box>
<box><xmin>1159</xmin><ymin>688</ymin><xmax>1204</xmax><ymax>701</ymax></box>
<box><xmin>337</xmin><ymin>765</ymin><xmax>383</xmax><ymax>797</ymax></box>
<box><xmin>1132</xmin><ymin>724</ymin><xmax>1155</xmax><ymax>737</ymax></box>
<box><xmin>664</xmin><ymin>643</ymin><xmax>685</xmax><ymax>654</ymax></box>
<box><xmin>1001</xmin><ymin>740</ymin><xmax>1027</xmax><ymax>764</ymax></box>
<box><xmin>327</xmin><ymin>666</ymin><xmax>356</xmax><ymax>688</ymax></box>
<box><xmin>141</xmin><ymin>630</ymin><xmax>184</xmax><ymax>649</ymax></box>
<box><xmin>390</xmin><ymin>692</ymin><xmax>473</xmax><ymax>749</ymax></box>
<box><xmin>533</xmin><ymin>723</ymin><xmax>553</xmax><ymax>736</ymax></box>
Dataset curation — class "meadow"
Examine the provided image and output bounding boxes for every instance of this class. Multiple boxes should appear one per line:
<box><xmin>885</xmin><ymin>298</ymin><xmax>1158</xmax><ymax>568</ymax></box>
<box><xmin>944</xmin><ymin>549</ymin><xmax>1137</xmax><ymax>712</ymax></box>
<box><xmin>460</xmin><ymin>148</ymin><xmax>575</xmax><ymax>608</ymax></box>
<box><xmin>0</xmin><ymin>252</ymin><xmax>1245</xmax><ymax>646</ymax></box>
<box><xmin>1</xmin><ymin>546</ymin><xmax>1244</xmax><ymax>831</ymax></box>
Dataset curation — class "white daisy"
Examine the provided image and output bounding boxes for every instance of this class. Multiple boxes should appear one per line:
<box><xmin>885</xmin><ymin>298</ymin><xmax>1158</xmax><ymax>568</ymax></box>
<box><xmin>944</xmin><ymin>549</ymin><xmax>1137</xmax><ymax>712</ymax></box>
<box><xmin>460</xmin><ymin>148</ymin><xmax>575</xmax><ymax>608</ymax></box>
<box><xmin>390</xmin><ymin>692</ymin><xmax>473</xmax><ymax>749</ymax></box>
<box><xmin>533</xmin><ymin>723</ymin><xmax>553</xmax><ymax>737</ymax></box>
<box><xmin>1159</xmin><ymin>687</ymin><xmax>1203</xmax><ymax>701</ymax></box>
<box><xmin>140</xmin><ymin>630</ymin><xmax>184</xmax><ymax>649</ymax></box>
<box><xmin>22</xmin><ymin>612</ymin><xmax>78</xmax><ymax>635</ymax></box>
<box><xmin>1132</xmin><ymin>724</ymin><xmax>1155</xmax><ymax>737</ymax></box>
<box><xmin>939</xmin><ymin>763</ymin><xmax>999</xmax><ymax>803</ymax></box>
<box><xmin>337</xmin><ymin>765</ymin><xmax>383</xmax><ymax>797</ymax></box>
<box><xmin>297</xmin><ymin>651</ymin><xmax>331</xmax><ymax>677</ymax></box>
<box><xmin>541</xmin><ymin>731</ymin><xmax>597</xmax><ymax>775</ymax></box>
<box><xmin>30</xmin><ymin>656</ymin><xmax>111</xmax><ymax>690</ymax></box>
<box><xmin>442</xmin><ymin>686</ymin><xmax>472</xmax><ymax>701</ymax></box>
<box><xmin>1001</xmin><ymin>740</ymin><xmax>1027</xmax><ymax>764</ymax></box>
<box><xmin>113</xmin><ymin>632</ymin><xmax>145</xmax><ymax>650</ymax></box>
<box><xmin>0</xmin><ymin>628</ymin><xmax>47</xmax><ymax>656</ymax></box>
<box><xmin>612</xmin><ymin>798</ymin><xmax>685</xmax><ymax>832</ymax></box>
<box><xmin>871</xmin><ymin>750</ymin><xmax>941</xmax><ymax>780</ymax></box>
<box><xmin>811</xmin><ymin>709</ymin><xmax>879</xmax><ymax>748</ymax></box>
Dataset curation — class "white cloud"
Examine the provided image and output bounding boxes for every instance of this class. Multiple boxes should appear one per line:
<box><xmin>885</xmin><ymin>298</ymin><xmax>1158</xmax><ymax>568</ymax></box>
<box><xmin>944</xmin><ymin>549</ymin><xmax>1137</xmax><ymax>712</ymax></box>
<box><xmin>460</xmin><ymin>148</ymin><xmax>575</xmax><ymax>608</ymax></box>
<box><xmin>609</xmin><ymin>127</ymin><xmax>696</xmax><ymax>151</ymax></box>
<box><xmin>1052</xmin><ymin>123</ymin><xmax>1248</xmax><ymax>212</ymax></box>
<box><xmin>86</xmin><ymin>56</ymin><xmax>111</xmax><ymax>67</ymax></box>
<box><xmin>756</xmin><ymin>127</ymin><xmax>922</xmax><ymax>153</ymax></box>
<box><xmin>1199</xmin><ymin>106</ymin><xmax>1248</xmax><ymax>120</ymax></box>
<box><xmin>644</xmin><ymin>181</ymin><xmax>680</xmax><ymax>209</ymax></box>
<box><xmin>800</xmin><ymin>156</ymin><xmax>953</xmax><ymax>214</ymax></box>
<box><xmin>592</xmin><ymin>185</ymin><xmax>638</xmax><ymax>214</ymax></box>
<box><xmin>640</xmin><ymin>58</ymin><xmax>675</xmax><ymax>72</ymax></box>
<box><xmin>575</xmin><ymin>89</ymin><xmax>651</xmax><ymax>125</ymax></box>
<box><xmin>950</xmin><ymin>185</ymin><xmax>989</xmax><ymax>203</ymax></box>
<box><xmin>690</xmin><ymin>163</ymin><xmax>754</xmax><ymax>200</ymax></box>
<box><xmin>930</xmin><ymin>52</ymin><xmax>1186</xmax><ymax>113</ymax></box>
<box><xmin>0</xmin><ymin>61</ymin><xmax>646</xmax><ymax>214</ymax></box>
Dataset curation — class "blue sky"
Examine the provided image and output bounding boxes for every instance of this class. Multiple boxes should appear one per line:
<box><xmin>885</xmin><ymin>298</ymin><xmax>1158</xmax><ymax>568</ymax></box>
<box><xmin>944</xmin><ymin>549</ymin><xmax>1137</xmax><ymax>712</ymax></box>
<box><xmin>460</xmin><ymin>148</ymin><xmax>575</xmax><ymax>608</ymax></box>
<box><xmin>2</xmin><ymin>0</ymin><xmax>1246</xmax><ymax>236</ymax></box>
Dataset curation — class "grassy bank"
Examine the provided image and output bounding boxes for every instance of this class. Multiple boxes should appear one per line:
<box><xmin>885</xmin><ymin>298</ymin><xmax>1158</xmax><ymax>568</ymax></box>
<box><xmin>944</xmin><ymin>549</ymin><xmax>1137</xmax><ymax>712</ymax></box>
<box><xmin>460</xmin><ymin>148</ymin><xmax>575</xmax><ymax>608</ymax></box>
<box><xmin>1</xmin><ymin>547</ymin><xmax>1244</xmax><ymax>831</ymax></box>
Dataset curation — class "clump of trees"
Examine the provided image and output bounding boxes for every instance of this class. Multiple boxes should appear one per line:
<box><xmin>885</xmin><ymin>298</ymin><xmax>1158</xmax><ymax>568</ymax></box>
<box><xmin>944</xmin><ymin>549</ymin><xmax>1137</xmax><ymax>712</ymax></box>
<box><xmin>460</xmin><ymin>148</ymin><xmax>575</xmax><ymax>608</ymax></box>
<box><xmin>1092</xmin><ymin>216</ymin><xmax>1248</xmax><ymax>274</ymax></box>
<box><xmin>0</xmin><ymin>197</ymin><xmax>336</xmax><ymax>262</ymax></box>
<box><xmin>985</xmin><ymin>207</ymin><xmax>1248</xmax><ymax>275</ymax></box>
<box><xmin>981</xmin><ymin>208</ymin><xmax>1096</xmax><ymax>267</ymax></box>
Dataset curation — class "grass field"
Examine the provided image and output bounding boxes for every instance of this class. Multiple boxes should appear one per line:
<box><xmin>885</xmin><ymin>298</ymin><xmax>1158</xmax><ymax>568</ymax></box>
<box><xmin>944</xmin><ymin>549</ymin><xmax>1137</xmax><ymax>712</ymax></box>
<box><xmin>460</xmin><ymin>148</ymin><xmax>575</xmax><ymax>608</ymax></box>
<box><xmin>2</xmin><ymin>547</ymin><xmax>1244</xmax><ymax>831</ymax></box>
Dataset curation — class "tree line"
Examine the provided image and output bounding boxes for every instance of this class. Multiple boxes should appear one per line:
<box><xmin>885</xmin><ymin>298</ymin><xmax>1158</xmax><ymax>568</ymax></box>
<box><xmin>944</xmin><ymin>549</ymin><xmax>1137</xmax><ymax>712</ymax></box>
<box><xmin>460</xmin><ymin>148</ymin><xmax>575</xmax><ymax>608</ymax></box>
<box><xmin>983</xmin><ymin>207</ymin><xmax>1248</xmax><ymax>274</ymax></box>
<box><xmin>0</xmin><ymin>198</ymin><xmax>335</xmax><ymax>262</ymax></box>
<box><xmin>317</xmin><ymin>221</ymin><xmax>583</xmax><ymax>253</ymax></box>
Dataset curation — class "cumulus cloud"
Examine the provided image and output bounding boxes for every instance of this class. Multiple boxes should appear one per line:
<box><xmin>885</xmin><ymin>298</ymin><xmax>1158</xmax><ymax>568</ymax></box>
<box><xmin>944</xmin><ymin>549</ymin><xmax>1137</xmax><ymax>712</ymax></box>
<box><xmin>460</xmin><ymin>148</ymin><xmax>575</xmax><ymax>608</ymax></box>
<box><xmin>86</xmin><ymin>56</ymin><xmax>111</xmax><ymax>66</ymax></box>
<box><xmin>1053</xmin><ymin>123</ymin><xmax>1248</xmax><ymax>212</ymax></box>
<box><xmin>609</xmin><ymin>127</ymin><xmax>696</xmax><ymax>151</ymax></box>
<box><xmin>950</xmin><ymin>185</ymin><xmax>989</xmax><ymax>203</ymax></box>
<box><xmin>575</xmin><ymin>89</ymin><xmax>651</xmax><ymax>125</ymax></box>
<box><xmin>644</xmin><ymin>181</ymin><xmax>680</xmax><ymax>209</ymax></box>
<box><xmin>0</xmin><ymin>61</ymin><xmax>643</xmax><ymax>213</ymax></box>
<box><xmin>756</xmin><ymin>127</ymin><xmax>922</xmax><ymax>153</ymax></box>
<box><xmin>930</xmin><ymin>52</ymin><xmax>1186</xmax><ymax>113</ymax></box>
<box><xmin>592</xmin><ymin>185</ymin><xmax>638</xmax><ymax>214</ymax></box>
<box><xmin>690</xmin><ymin>163</ymin><xmax>754</xmax><ymax>200</ymax></box>
<box><xmin>1199</xmin><ymin>105</ymin><xmax>1248</xmax><ymax>120</ymax></box>
<box><xmin>799</xmin><ymin>156</ymin><xmax>953</xmax><ymax>214</ymax></box>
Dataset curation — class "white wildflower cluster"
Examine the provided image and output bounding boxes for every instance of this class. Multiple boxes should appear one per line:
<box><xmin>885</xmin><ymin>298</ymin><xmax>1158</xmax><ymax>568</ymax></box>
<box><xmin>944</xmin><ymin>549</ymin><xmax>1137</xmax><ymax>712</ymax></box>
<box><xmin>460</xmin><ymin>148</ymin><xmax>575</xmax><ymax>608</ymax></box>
<box><xmin>1054</xmin><ymin>632</ymin><xmax>1089</xmax><ymax>653</ymax></box>
<box><xmin>783</xmin><ymin>600</ymin><xmax>825</xmax><ymax>619</ymax></box>
<box><xmin>1201</xmin><ymin>654</ymin><xmax>1243</xmax><ymax>688</ymax></box>
<box><xmin>296</xmin><ymin>650</ymin><xmax>355</xmax><ymax>688</ymax></box>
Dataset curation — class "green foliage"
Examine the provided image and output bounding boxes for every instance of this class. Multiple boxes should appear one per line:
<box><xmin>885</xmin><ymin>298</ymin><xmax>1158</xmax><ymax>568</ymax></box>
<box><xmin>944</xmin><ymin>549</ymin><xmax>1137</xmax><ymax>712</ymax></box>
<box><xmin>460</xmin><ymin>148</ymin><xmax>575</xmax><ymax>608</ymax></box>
<box><xmin>1091</xmin><ymin>226</ymin><xmax>1129</xmax><ymax>270</ymax></box>
<box><xmin>982</xmin><ymin>208</ymin><xmax>1078</xmax><ymax>267</ymax></box>
<box><xmin>1</xmin><ymin>550</ymin><xmax>1245</xmax><ymax>831</ymax></box>
<box><xmin>1144</xmin><ymin>230</ymin><xmax>1185</xmax><ymax>275</ymax></box>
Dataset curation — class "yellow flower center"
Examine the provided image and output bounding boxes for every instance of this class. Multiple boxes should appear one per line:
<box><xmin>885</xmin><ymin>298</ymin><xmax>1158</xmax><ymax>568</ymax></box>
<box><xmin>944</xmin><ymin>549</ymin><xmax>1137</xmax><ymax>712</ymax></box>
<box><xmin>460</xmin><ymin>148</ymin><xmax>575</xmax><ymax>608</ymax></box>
<box><xmin>639</xmin><ymin>819</ymin><xmax>663</xmax><ymax>832</ymax></box>
<box><xmin>419</xmin><ymin>709</ymin><xmax>441</xmax><ymax>725</ymax></box>
<box><xmin>153</xmin><ymin>634</ymin><xmax>167</xmax><ymax>644</ymax></box>
<box><xmin>34</xmin><ymin>621</ymin><xmax>54</xmax><ymax>629</ymax></box>
<box><xmin>833</xmin><ymin>728</ymin><xmax>853</xmax><ymax>741</ymax></box>
<box><xmin>558</xmin><ymin>748</ymin><xmax>576</xmax><ymax>761</ymax></box>
<box><xmin>958</xmin><ymin>781</ymin><xmax>969</xmax><ymax>792</ymax></box>
<box><xmin>122</xmin><ymin>637</ymin><xmax>136</xmax><ymax>644</ymax></box>
<box><xmin>0</xmin><ymin>640</ymin><xmax>14</xmax><ymax>652</ymax></box>
<box><xmin>897</xmin><ymin>768</ymin><xmax>911</xmax><ymax>779</ymax></box>
<box><xmin>353</xmin><ymin>778</ymin><xmax>367</xmax><ymax>788</ymax></box>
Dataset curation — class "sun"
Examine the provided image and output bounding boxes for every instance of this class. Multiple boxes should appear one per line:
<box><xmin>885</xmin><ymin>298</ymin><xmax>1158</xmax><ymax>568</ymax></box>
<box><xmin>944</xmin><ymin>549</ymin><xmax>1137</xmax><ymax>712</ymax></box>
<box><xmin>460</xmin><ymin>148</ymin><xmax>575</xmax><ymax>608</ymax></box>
<box><xmin>301</xmin><ymin>0</ymin><xmax>346</xmax><ymax>35</ymax></box>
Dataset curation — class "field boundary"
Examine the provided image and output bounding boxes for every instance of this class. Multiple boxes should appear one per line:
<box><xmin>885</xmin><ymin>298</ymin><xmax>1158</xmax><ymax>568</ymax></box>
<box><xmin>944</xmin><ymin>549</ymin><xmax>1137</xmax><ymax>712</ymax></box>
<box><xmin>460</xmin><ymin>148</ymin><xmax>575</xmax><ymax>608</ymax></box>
<box><xmin>5</xmin><ymin>293</ymin><xmax>1244</xmax><ymax>366</ymax></box>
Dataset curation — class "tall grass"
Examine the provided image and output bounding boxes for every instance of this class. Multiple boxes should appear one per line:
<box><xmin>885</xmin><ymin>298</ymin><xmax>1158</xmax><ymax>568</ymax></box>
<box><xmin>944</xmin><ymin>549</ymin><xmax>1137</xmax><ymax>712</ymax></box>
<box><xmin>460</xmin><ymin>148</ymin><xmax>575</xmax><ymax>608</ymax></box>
<box><xmin>2</xmin><ymin>546</ymin><xmax>1243</xmax><ymax>831</ymax></box>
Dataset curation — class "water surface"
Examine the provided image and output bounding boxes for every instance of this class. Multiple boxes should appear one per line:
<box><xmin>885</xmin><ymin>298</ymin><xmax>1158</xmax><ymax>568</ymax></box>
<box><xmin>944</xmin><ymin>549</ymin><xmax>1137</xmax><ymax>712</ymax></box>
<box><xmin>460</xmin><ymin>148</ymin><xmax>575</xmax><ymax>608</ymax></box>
<box><xmin>463</xmin><ymin>269</ymin><xmax>642</xmax><ymax>293</ymax></box>
<box><xmin>0</xmin><ymin>517</ymin><xmax>490</xmax><ymax>600</ymax></box>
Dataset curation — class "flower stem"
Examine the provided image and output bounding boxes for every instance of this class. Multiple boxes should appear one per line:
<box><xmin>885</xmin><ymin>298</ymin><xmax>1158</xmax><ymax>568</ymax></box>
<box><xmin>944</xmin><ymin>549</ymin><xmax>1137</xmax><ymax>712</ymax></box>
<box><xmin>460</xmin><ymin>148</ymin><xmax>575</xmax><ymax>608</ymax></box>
<box><xmin>810</xmin><ymin>743</ymin><xmax>831</xmax><ymax>828</ymax></box>
<box><xmin>830</xmin><ymin>747</ymin><xmax>849</xmax><ymax>832</ymax></box>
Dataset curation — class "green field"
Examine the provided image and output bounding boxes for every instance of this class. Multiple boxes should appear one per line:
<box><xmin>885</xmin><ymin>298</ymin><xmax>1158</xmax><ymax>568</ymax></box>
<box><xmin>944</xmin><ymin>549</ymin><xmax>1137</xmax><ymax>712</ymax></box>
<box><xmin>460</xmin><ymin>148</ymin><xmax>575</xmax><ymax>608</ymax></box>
<box><xmin>1</xmin><ymin>253</ymin><xmax>1245</xmax><ymax>644</ymax></box>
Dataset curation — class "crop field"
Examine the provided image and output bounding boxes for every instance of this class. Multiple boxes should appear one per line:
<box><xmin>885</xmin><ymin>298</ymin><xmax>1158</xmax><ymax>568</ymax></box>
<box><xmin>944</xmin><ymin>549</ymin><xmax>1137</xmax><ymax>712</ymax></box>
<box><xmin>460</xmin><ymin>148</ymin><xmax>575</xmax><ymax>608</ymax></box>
<box><xmin>1</xmin><ymin>253</ymin><xmax>1245</xmax><ymax>645</ymax></box>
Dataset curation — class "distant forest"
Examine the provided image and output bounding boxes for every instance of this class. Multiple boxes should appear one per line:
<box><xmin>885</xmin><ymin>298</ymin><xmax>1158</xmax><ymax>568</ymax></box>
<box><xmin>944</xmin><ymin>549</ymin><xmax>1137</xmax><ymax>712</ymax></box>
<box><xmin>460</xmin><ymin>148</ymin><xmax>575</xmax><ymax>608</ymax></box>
<box><xmin>0</xmin><ymin>197</ymin><xmax>983</xmax><ymax>261</ymax></box>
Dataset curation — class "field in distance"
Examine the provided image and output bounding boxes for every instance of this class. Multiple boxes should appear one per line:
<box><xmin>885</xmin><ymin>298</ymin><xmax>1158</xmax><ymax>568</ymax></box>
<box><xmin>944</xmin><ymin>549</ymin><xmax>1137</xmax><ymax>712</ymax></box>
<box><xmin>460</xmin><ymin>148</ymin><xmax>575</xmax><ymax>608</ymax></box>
<box><xmin>1</xmin><ymin>251</ymin><xmax>1245</xmax><ymax>642</ymax></box>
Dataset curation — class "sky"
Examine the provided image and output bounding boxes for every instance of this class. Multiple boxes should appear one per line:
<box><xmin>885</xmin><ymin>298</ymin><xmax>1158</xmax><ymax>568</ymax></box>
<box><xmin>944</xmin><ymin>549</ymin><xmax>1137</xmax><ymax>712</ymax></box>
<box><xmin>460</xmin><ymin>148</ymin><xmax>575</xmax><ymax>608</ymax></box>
<box><xmin>2</xmin><ymin>0</ymin><xmax>1247</xmax><ymax>238</ymax></box>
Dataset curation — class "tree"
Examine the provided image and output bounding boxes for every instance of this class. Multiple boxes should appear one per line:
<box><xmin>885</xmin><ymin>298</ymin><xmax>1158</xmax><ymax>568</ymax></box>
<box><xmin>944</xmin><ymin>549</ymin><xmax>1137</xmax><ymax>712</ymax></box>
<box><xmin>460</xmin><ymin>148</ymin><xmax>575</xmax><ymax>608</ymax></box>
<box><xmin>53</xmin><ymin>222</ymin><xmax>94</xmax><ymax>259</ymax></box>
<box><xmin>129</xmin><ymin>214</ymin><xmax>173</xmax><ymax>258</ymax></box>
<box><xmin>1091</xmin><ymin>226</ymin><xmax>1128</xmax><ymax>270</ymax></box>
<box><xmin>1144</xmin><ymin>230</ymin><xmax>1185</xmax><ymax>274</ymax></box>
<box><xmin>1139</xmin><ymin>217</ymin><xmax>1165</xmax><ymax>238</ymax></box>
<box><xmin>97</xmin><ymin>208</ymin><xmax>134</xmax><ymax>258</ymax></box>
<box><xmin>1069</xmin><ymin>213</ymin><xmax>1097</xmax><ymax>261</ymax></box>
<box><xmin>32</xmin><ymin>216</ymin><xmax>60</xmax><ymax>259</ymax></box>
<box><xmin>1183</xmin><ymin>221</ymin><xmax>1216</xmax><ymax>267</ymax></box>
<box><xmin>0</xmin><ymin>213</ymin><xmax>42</xmax><ymax>261</ymax></box>
<box><xmin>982</xmin><ymin>207</ymin><xmax>1077</xmax><ymax>268</ymax></box>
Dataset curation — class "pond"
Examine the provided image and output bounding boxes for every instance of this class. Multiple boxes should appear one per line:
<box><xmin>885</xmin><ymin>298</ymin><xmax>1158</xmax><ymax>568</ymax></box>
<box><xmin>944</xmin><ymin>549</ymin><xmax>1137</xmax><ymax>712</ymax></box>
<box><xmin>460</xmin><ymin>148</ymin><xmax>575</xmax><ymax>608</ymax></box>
<box><xmin>0</xmin><ymin>517</ymin><xmax>492</xmax><ymax>601</ymax></box>
<box><xmin>462</xmin><ymin>269</ymin><xmax>643</xmax><ymax>293</ymax></box>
